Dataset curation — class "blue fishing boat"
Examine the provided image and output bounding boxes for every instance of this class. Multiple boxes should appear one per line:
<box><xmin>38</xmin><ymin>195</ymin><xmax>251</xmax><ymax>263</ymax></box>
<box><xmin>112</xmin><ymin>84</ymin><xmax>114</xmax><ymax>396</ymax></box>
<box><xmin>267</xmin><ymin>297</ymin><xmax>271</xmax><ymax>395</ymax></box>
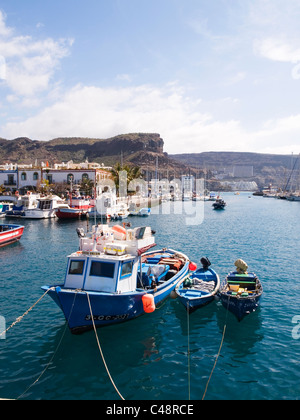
<box><xmin>42</xmin><ymin>223</ymin><xmax>190</xmax><ymax>333</ymax></box>
<box><xmin>175</xmin><ymin>258</ymin><xmax>220</xmax><ymax>312</ymax></box>
<box><xmin>219</xmin><ymin>259</ymin><xmax>263</xmax><ymax>321</ymax></box>
<box><xmin>0</xmin><ymin>202</ymin><xmax>14</xmax><ymax>218</ymax></box>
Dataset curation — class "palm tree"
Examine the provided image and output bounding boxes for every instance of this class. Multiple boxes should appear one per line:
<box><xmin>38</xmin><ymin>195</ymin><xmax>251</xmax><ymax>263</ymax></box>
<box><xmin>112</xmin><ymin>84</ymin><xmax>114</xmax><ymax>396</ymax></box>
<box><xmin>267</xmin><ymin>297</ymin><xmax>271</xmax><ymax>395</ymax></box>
<box><xmin>80</xmin><ymin>178</ymin><xmax>94</xmax><ymax>196</ymax></box>
<box><xmin>110</xmin><ymin>163</ymin><xmax>143</xmax><ymax>194</ymax></box>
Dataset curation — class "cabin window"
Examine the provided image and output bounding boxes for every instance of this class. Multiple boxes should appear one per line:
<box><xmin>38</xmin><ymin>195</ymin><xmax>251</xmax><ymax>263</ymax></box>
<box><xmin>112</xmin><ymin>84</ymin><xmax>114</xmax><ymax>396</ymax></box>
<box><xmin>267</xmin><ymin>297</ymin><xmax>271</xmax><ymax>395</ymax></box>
<box><xmin>90</xmin><ymin>261</ymin><xmax>115</xmax><ymax>278</ymax></box>
<box><xmin>69</xmin><ymin>260</ymin><xmax>85</xmax><ymax>275</ymax></box>
<box><xmin>121</xmin><ymin>261</ymin><xmax>133</xmax><ymax>278</ymax></box>
<box><xmin>39</xmin><ymin>200</ymin><xmax>51</xmax><ymax>210</ymax></box>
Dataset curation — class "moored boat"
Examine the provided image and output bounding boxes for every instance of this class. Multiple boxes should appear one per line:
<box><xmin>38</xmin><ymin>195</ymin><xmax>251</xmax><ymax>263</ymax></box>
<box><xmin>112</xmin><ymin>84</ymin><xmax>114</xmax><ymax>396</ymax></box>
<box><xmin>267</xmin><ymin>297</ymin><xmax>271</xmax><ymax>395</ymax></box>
<box><xmin>42</xmin><ymin>223</ymin><xmax>190</xmax><ymax>333</ymax></box>
<box><xmin>0</xmin><ymin>224</ymin><xmax>24</xmax><ymax>247</ymax></box>
<box><xmin>0</xmin><ymin>202</ymin><xmax>14</xmax><ymax>218</ymax></box>
<box><xmin>24</xmin><ymin>195</ymin><xmax>67</xmax><ymax>219</ymax></box>
<box><xmin>56</xmin><ymin>194</ymin><xmax>93</xmax><ymax>220</ymax></box>
<box><xmin>89</xmin><ymin>192</ymin><xmax>129</xmax><ymax>220</ymax></box>
<box><xmin>5</xmin><ymin>193</ymin><xmax>39</xmax><ymax>218</ymax></box>
<box><xmin>129</xmin><ymin>203</ymin><xmax>151</xmax><ymax>217</ymax></box>
<box><xmin>213</xmin><ymin>198</ymin><xmax>226</xmax><ymax>210</ymax></box>
<box><xmin>175</xmin><ymin>257</ymin><xmax>220</xmax><ymax>312</ymax></box>
<box><xmin>219</xmin><ymin>259</ymin><xmax>263</xmax><ymax>321</ymax></box>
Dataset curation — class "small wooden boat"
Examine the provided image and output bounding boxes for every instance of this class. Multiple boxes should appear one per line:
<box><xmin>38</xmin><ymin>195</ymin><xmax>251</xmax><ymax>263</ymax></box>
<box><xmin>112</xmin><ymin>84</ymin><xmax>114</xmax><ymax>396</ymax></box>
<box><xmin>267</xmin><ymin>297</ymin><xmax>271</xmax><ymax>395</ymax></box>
<box><xmin>0</xmin><ymin>224</ymin><xmax>24</xmax><ymax>247</ymax></box>
<box><xmin>175</xmin><ymin>258</ymin><xmax>220</xmax><ymax>313</ymax></box>
<box><xmin>219</xmin><ymin>259</ymin><xmax>263</xmax><ymax>321</ymax></box>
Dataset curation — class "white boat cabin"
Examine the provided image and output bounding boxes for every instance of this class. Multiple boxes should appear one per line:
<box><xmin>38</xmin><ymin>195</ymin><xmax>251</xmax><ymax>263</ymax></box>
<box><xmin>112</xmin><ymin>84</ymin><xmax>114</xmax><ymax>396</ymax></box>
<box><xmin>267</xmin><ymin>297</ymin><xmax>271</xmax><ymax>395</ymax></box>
<box><xmin>63</xmin><ymin>224</ymin><xmax>156</xmax><ymax>294</ymax></box>
<box><xmin>64</xmin><ymin>253</ymin><xmax>138</xmax><ymax>293</ymax></box>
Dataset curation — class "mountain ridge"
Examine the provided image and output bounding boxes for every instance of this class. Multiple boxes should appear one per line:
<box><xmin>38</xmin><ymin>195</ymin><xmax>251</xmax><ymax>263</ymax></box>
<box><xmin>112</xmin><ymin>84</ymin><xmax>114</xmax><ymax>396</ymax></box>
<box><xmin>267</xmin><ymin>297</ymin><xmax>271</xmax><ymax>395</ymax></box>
<box><xmin>0</xmin><ymin>134</ymin><xmax>295</xmax><ymax>188</ymax></box>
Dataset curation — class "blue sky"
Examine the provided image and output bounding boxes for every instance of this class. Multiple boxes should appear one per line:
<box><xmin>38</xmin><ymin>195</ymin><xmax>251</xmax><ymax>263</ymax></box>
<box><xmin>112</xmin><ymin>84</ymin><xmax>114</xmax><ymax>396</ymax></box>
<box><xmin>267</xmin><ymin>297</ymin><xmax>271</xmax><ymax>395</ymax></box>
<box><xmin>1</xmin><ymin>0</ymin><xmax>300</xmax><ymax>155</ymax></box>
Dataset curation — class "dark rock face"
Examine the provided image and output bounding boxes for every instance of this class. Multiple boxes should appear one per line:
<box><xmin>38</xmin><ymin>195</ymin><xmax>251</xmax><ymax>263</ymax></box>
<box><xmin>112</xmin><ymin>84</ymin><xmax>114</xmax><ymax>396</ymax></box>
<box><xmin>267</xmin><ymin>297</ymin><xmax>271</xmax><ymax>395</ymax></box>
<box><xmin>0</xmin><ymin>133</ymin><xmax>164</xmax><ymax>164</ymax></box>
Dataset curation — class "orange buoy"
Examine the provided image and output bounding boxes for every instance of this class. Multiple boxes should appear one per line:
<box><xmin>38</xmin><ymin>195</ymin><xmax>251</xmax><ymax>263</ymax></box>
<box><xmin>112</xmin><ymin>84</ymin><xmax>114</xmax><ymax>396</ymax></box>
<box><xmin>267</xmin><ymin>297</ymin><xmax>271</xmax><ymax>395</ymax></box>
<box><xmin>142</xmin><ymin>294</ymin><xmax>156</xmax><ymax>314</ymax></box>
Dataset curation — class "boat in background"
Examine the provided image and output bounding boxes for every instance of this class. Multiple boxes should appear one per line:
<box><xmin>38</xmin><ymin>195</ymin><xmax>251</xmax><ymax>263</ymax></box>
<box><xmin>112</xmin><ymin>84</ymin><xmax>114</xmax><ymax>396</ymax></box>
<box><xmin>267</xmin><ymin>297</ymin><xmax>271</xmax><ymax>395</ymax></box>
<box><xmin>0</xmin><ymin>202</ymin><xmax>14</xmax><ymax>218</ymax></box>
<box><xmin>5</xmin><ymin>192</ymin><xmax>39</xmax><ymax>218</ymax></box>
<box><xmin>0</xmin><ymin>224</ymin><xmax>24</xmax><ymax>247</ymax></box>
<box><xmin>56</xmin><ymin>194</ymin><xmax>93</xmax><ymax>220</ymax></box>
<box><xmin>42</xmin><ymin>223</ymin><xmax>190</xmax><ymax>333</ymax></box>
<box><xmin>286</xmin><ymin>193</ymin><xmax>300</xmax><ymax>201</ymax></box>
<box><xmin>89</xmin><ymin>192</ymin><xmax>129</xmax><ymax>221</ymax></box>
<box><xmin>129</xmin><ymin>202</ymin><xmax>151</xmax><ymax>217</ymax></box>
<box><xmin>219</xmin><ymin>259</ymin><xmax>263</xmax><ymax>321</ymax></box>
<box><xmin>175</xmin><ymin>257</ymin><xmax>220</xmax><ymax>312</ymax></box>
<box><xmin>24</xmin><ymin>195</ymin><xmax>67</xmax><ymax>219</ymax></box>
<box><xmin>213</xmin><ymin>198</ymin><xmax>226</xmax><ymax>210</ymax></box>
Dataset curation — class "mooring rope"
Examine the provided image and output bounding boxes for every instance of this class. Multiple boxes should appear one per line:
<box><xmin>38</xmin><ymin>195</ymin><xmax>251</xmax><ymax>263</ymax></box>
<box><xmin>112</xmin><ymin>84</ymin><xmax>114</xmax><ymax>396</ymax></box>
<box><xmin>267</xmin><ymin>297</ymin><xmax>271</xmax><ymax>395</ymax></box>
<box><xmin>0</xmin><ymin>287</ymin><xmax>55</xmax><ymax>338</ymax></box>
<box><xmin>17</xmin><ymin>289</ymin><xmax>80</xmax><ymax>400</ymax></box>
<box><xmin>85</xmin><ymin>292</ymin><xmax>125</xmax><ymax>401</ymax></box>
<box><xmin>201</xmin><ymin>324</ymin><xmax>227</xmax><ymax>400</ymax></box>
<box><xmin>187</xmin><ymin>302</ymin><xmax>191</xmax><ymax>401</ymax></box>
<box><xmin>201</xmin><ymin>294</ymin><xmax>230</xmax><ymax>400</ymax></box>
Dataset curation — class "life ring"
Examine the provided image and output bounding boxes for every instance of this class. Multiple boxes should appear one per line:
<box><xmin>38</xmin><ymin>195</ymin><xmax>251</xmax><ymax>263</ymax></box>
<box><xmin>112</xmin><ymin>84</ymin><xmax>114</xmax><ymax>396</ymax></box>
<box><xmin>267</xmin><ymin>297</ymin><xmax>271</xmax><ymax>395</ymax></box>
<box><xmin>15</xmin><ymin>191</ymin><xmax>19</xmax><ymax>196</ymax></box>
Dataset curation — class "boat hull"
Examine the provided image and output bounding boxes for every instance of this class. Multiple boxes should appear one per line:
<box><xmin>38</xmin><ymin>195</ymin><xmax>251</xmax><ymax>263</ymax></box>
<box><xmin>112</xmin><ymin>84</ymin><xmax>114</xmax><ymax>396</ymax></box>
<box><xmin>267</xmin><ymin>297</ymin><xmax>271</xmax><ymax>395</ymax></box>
<box><xmin>23</xmin><ymin>209</ymin><xmax>57</xmax><ymax>219</ymax></box>
<box><xmin>177</xmin><ymin>292</ymin><xmax>215</xmax><ymax>313</ymax></box>
<box><xmin>56</xmin><ymin>208</ymin><xmax>90</xmax><ymax>220</ymax></box>
<box><xmin>175</xmin><ymin>268</ymin><xmax>220</xmax><ymax>313</ymax></box>
<box><xmin>42</xmin><ymin>259</ymin><xmax>189</xmax><ymax>333</ymax></box>
<box><xmin>219</xmin><ymin>293</ymin><xmax>262</xmax><ymax>321</ymax></box>
<box><xmin>0</xmin><ymin>225</ymin><xmax>24</xmax><ymax>247</ymax></box>
<box><xmin>219</xmin><ymin>272</ymin><xmax>263</xmax><ymax>321</ymax></box>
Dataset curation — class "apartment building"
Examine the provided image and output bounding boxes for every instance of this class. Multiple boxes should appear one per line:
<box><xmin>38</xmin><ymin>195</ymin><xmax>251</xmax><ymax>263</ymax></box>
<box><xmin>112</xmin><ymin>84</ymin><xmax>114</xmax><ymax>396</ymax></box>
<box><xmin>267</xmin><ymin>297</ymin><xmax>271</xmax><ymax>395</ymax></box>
<box><xmin>0</xmin><ymin>162</ymin><xmax>111</xmax><ymax>193</ymax></box>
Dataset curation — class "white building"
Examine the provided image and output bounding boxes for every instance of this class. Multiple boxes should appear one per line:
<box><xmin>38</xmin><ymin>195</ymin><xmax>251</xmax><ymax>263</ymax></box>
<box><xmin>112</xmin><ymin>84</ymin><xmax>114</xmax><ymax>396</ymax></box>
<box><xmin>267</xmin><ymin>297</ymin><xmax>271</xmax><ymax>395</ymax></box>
<box><xmin>18</xmin><ymin>169</ymin><xmax>42</xmax><ymax>190</ymax></box>
<box><xmin>0</xmin><ymin>163</ymin><xmax>112</xmax><ymax>193</ymax></box>
<box><xmin>0</xmin><ymin>169</ymin><xmax>18</xmax><ymax>190</ymax></box>
<box><xmin>181</xmin><ymin>175</ymin><xmax>195</xmax><ymax>193</ymax></box>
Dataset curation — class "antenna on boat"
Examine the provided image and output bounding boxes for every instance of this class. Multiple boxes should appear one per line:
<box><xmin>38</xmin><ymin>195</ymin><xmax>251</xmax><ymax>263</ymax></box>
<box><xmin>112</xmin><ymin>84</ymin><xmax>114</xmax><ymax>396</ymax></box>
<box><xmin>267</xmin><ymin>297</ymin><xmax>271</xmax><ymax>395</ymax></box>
<box><xmin>86</xmin><ymin>213</ymin><xmax>89</xmax><ymax>233</ymax></box>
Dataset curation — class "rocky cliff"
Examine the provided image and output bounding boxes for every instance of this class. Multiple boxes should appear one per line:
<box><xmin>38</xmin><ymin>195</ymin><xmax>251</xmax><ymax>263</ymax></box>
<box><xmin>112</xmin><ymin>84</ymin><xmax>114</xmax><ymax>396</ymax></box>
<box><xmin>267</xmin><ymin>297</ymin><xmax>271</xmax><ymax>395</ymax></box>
<box><xmin>0</xmin><ymin>133</ymin><xmax>165</xmax><ymax>166</ymax></box>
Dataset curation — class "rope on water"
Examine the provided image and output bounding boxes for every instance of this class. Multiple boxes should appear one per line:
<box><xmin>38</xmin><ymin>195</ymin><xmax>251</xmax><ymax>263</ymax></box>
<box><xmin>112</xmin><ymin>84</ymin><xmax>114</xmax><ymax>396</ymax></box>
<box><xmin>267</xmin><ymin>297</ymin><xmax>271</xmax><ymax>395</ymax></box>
<box><xmin>85</xmin><ymin>292</ymin><xmax>125</xmax><ymax>401</ymax></box>
<box><xmin>17</xmin><ymin>289</ymin><xmax>80</xmax><ymax>400</ymax></box>
<box><xmin>0</xmin><ymin>287</ymin><xmax>55</xmax><ymax>338</ymax></box>
<box><xmin>202</xmin><ymin>294</ymin><xmax>230</xmax><ymax>401</ymax></box>
<box><xmin>187</xmin><ymin>302</ymin><xmax>191</xmax><ymax>401</ymax></box>
<box><xmin>202</xmin><ymin>324</ymin><xmax>227</xmax><ymax>401</ymax></box>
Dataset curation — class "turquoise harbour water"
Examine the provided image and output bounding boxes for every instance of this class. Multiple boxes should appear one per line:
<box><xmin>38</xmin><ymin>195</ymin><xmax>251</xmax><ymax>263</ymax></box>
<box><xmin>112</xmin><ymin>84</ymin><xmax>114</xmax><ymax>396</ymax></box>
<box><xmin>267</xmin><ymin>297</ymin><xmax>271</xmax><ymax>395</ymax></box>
<box><xmin>0</xmin><ymin>192</ymin><xmax>299</xmax><ymax>401</ymax></box>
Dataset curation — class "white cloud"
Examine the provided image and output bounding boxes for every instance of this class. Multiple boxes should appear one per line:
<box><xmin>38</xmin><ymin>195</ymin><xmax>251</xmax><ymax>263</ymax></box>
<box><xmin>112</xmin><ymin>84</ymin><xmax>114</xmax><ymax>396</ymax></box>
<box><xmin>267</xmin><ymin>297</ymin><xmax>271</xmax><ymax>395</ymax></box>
<box><xmin>0</xmin><ymin>10</ymin><xmax>13</xmax><ymax>37</ymax></box>
<box><xmin>0</xmin><ymin>11</ymin><xmax>73</xmax><ymax>101</ymax></box>
<box><xmin>254</xmin><ymin>37</ymin><xmax>300</xmax><ymax>63</ymax></box>
<box><xmin>3</xmin><ymin>82</ymin><xmax>299</xmax><ymax>155</ymax></box>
